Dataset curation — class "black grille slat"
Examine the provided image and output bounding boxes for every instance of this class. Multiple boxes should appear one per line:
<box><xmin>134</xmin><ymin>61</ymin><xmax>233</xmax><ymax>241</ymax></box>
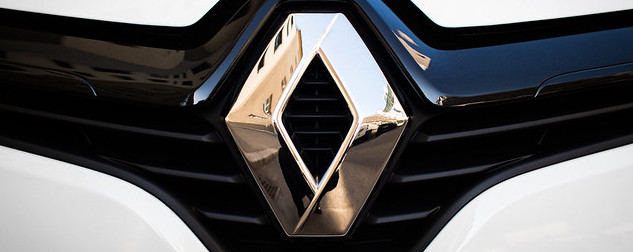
<box><xmin>196</xmin><ymin>209</ymin><xmax>270</xmax><ymax>225</ymax></box>
<box><xmin>0</xmin><ymin>83</ymin><xmax>220</xmax><ymax>144</ymax></box>
<box><xmin>283</xmin><ymin>114</ymin><xmax>348</xmax><ymax>118</ymax></box>
<box><xmin>85</xmin><ymin>128</ymin><xmax>240</xmax><ymax>178</ymax></box>
<box><xmin>293</xmin><ymin>130</ymin><xmax>342</xmax><ymax>135</ymax></box>
<box><xmin>291</xmin><ymin>96</ymin><xmax>341</xmax><ymax>102</ymax></box>
<box><xmin>415</xmin><ymin>102</ymin><xmax>633</xmax><ymax>143</ymax></box>
<box><xmin>389</xmin><ymin>155</ymin><xmax>530</xmax><ymax>184</ymax></box>
<box><xmin>366</xmin><ymin>207</ymin><xmax>439</xmax><ymax>225</ymax></box>
<box><xmin>104</xmin><ymin>157</ymin><xmax>244</xmax><ymax>184</ymax></box>
<box><xmin>282</xmin><ymin>56</ymin><xmax>353</xmax><ymax>181</ymax></box>
<box><xmin>302</xmin><ymin>80</ymin><xmax>331</xmax><ymax>85</ymax></box>
<box><xmin>0</xmin><ymin>103</ymin><xmax>221</xmax><ymax>143</ymax></box>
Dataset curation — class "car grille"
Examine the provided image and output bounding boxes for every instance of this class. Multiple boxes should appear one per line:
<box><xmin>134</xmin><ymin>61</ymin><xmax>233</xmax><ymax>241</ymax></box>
<box><xmin>2</xmin><ymin>73</ymin><xmax>633</xmax><ymax>251</ymax></box>
<box><xmin>366</xmin><ymin>77</ymin><xmax>633</xmax><ymax>250</ymax></box>
<box><xmin>0</xmin><ymin>83</ymin><xmax>268</xmax><ymax>249</ymax></box>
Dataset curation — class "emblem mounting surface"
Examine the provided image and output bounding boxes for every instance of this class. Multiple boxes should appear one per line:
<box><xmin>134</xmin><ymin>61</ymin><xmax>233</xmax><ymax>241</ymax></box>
<box><xmin>225</xmin><ymin>13</ymin><xmax>408</xmax><ymax>236</ymax></box>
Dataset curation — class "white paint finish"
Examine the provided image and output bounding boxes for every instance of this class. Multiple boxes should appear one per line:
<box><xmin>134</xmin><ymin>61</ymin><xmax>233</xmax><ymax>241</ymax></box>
<box><xmin>0</xmin><ymin>0</ymin><xmax>219</xmax><ymax>27</ymax></box>
<box><xmin>412</xmin><ymin>0</ymin><xmax>633</xmax><ymax>27</ymax></box>
<box><xmin>425</xmin><ymin>143</ymin><xmax>633</xmax><ymax>252</ymax></box>
<box><xmin>0</xmin><ymin>145</ymin><xmax>208</xmax><ymax>252</ymax></box>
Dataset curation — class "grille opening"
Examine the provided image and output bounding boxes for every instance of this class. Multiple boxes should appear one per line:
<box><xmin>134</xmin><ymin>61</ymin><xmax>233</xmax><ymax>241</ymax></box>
<box><xmin>366</xmin><ymin>78</ymin><xmax>633</xmax><ymax>251</ymax></box>
<box><xmin>156</xmin><ymin>177</ymin><xmax>263</xmax><ymax>217</ymax></box>
<box><xmin>0</xmin><ymin>112</ymin><xmax>91</xmax><ymax>153</ymax></box>
<box><xmin>398</xmin><ymin>129</ymin><xmax>542</xmax><ymax>180</ymax></box>
<box><xmin>282</xmin><ymin>55</ymin><xmax>354</xmax><ymax>181</ymax></box>
<box><xmin>0</xmin><ymin>83</ymin><xmax>214</xmax><ymax>137</ymax></box>
<box><xmin>86</xmin><ymin>128</ymin><xmax>237</xmax><ymax>178</ymax></box>
<box><xmin>401</xmin><ymin>78</ymin><xmax>633</xmax><ymax>183</ymax></box>
<box><xmin>0</xmin><ymin>83</ymin><xmax>269</xmax><ymax>249</ymax></box>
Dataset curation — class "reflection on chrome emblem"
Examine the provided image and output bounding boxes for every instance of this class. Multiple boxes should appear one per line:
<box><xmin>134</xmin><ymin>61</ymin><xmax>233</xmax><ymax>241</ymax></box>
<box><xmin>225</xmin><ymin>14</ymin><xmax>408</xmax><ymax>236</ymax></box>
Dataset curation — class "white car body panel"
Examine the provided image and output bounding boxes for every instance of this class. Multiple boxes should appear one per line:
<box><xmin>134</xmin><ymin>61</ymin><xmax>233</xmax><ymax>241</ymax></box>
<box><xmin>0</xmin><ymin>145</ymin><xmax>208</xmax><ymax>252</ymax></box>
<box><xmin>2</xmin><ymin>0</ymin><xmax>632</xmax><ymax>28</ymax></box>
<box><xmin>0</xmin><ymin>0</ymin><xmax>218</xmax><ymax>27</ymax></box>
<box><xmin>425</xmin><ymin>143</ymin><xmax>633</xmax><ymax>252</ymax></box>
<box><xmin>411</xmin><ymin>0</ymin><xmax>633</xmax><ymax>27</ymax></box>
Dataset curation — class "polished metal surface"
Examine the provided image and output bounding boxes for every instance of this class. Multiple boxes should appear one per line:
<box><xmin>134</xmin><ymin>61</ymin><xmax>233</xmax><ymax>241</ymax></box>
<box><xmin>225</xmin><ymin>13</ymin><xmax>408</xmax><ymax>236</ymax></box>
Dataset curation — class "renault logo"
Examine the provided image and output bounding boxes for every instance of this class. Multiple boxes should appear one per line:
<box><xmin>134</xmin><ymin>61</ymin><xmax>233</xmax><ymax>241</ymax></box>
<box><xmin>226</xmin><ymin>13</ymin><xmax>408</xmax><ymax>236</ymax></box>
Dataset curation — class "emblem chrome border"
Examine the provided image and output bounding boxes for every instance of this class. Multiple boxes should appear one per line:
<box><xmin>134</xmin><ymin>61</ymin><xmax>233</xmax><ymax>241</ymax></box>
<box><xmin>226</xmin><ymin>13</ymin><xmax>408</xmax><ymax>236</ymax></box>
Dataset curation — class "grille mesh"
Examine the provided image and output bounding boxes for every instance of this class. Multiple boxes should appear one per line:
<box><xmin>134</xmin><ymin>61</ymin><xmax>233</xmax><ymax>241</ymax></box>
<box><xmin>281</xmin><ymin>56</ymin><xmax>353</xmax><ymax>181</ymax></box>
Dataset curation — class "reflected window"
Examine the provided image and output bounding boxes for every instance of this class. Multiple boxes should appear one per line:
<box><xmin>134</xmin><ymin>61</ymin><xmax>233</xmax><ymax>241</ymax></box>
<box><xmin>263</xmin><ymin>94</ymin><xmax>272</xmax><ymax>116</ymax></box>
<box><xmin>274</xmin><ymin>30</ymin><xmax>283</xmax><ymax>52</ymax></box>
<box><xmin>258</xmin><ymin>49</ymin><xmax>267</xmax><ymax>73</ymax></box>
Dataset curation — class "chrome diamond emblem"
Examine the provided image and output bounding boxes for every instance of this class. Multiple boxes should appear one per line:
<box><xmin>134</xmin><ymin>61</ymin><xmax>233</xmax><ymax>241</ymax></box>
<box><xmin>226</xmin><ymin>13</ymin><xmax>408</xmax><ymax>236</ymax></box>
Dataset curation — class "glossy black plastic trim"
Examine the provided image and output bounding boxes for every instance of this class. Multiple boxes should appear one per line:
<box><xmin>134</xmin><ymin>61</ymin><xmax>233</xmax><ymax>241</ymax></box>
<box><xmin>0</xmin><ymin>0</ymin><xmax>248</xmax><ymax>49</ymax></box>
<box><xmin>0</xmin><ymin>0</ymin><xmax>266</xmax><ymax>106</ymax></box>
<box><xmin>360</xmin><ymin>0</ymin><xmax>633</xmax><ymax>107</ymax></box>
<box><xmin>536</xmin><ymin>61</ymin><xmax>633</xmax><ymax>97</ymax></box>
<box><xmin>384</xmin><ymin>0</ymin><xmax>633</xmax><ymax>50</ymax></box>
<box><xmin>3</xmin><ymin>0</ymin><xmax>633</xmax><ymax>108</ymax></box>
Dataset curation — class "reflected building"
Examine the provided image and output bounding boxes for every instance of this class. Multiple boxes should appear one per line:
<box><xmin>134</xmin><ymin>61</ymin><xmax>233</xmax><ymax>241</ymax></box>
<box><xmin>231</xmin><ymin>16</ymin><xmax>303</xmax><ymax>127</ymax></box>
<box><xmin>225</xmin><ymin>16</ymin><xmax>308</xmax><ymax>228</ymax></box>
<box><xmin>0</xmin><ymin>10</ymin><xmax>255</xmax><ymax>105</ymax></box>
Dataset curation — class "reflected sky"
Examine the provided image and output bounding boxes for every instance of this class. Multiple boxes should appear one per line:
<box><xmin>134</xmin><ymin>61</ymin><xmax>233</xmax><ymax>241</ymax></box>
<box><xmin>293</xmin><ymin>14</ymin><xmax>337</xmax><ymax>57</ymax></box>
